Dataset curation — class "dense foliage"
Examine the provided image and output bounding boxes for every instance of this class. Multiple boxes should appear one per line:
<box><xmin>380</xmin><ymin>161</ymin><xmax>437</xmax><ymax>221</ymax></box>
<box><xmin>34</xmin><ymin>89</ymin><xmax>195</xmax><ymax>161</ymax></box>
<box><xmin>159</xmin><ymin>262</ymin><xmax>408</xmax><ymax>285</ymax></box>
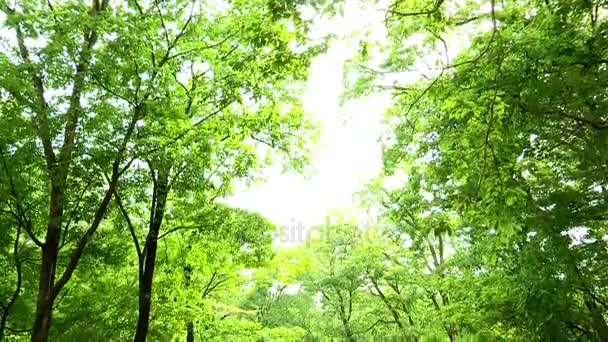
<box><xmin>1</xmin><ymin>0</ymin><xmax>608</xmax><ymax>341</ymax></box>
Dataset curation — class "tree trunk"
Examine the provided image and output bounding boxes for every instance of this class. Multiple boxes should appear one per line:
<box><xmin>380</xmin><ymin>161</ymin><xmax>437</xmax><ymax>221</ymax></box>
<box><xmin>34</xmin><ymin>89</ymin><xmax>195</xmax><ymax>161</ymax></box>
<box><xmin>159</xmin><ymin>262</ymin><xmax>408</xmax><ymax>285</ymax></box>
<box><xmin>0</xmin><ymin>224</ymin><xmax>22</xmax><ymax>341</ymax></box>
<box><xmin>339</xmin><ymin>315</ymin><xmax>355</xmax><ymax>342</ymax></box>
<box><xmin>134</xmin><ymin>168</ymin><xmax>170</xmax><ymax>342</ymax></box>
<box><xmin>337</xmin><ymin>291</ymin><xmax>355</xmax><ymax>342</ymax></box>
<box><xmin>31</xmin><ymin>244</ymin><xmax>58</xmax><ymax>342</ymax></box>
<box><xmin>186</xmin><ymin>321</ymin><xmax>194</xmax><ymax>342</ymax></box>
<box><xmin>585</xmin><ymin>294</ymin><xmax>608</xmax><ymax>341</ymax></box>
<box><xmin>370</xmin><ymin>277</ymin><xmax>406</xmax><ymax>337</ymax></box>
<box><xmin>31</xmin><ymin>184</ymin><xmax>64</xmax><ymax>342</ymax></box>
<box><xmin>185</xmin><ymin>253</ymin><xmax>193</xmax><ymax>342</ymax></box>
<box><xmin>448</xmin><ymin>323</ymin><xmax>457</xmax><ymax>342</ymax></box>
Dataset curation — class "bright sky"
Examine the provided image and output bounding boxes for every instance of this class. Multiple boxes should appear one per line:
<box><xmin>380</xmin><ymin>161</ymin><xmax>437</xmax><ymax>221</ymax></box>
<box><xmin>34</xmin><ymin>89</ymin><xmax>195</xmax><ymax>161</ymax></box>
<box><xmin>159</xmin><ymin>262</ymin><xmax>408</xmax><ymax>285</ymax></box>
<box><xmin>227</xmin><ymin>2</ymin><xmax>391</xmax><ymax>229</ymax></box>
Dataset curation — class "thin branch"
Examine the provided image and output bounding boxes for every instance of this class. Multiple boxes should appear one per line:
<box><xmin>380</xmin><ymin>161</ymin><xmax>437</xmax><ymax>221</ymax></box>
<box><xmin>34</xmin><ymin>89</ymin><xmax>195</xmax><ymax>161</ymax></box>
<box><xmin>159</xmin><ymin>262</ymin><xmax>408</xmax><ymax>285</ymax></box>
<box><xmin>203</xmin><ymin>276</ymin><xmax>229</xmax><ymax>300</ymax></box>
<box><xmin>201</xmin><ymin>270</ymin><xmax>218</xmax><ymax>300</ymax></box>
<box><xmin>426</xmin><ymin>28</ymin><xmax>449</xmax><ymax>67</ymax></box>
<box><xmin>563</xmin><ymin>320</ymin><xmax>591</xmax><ymax>337</ymax></box>
<box><xmin>60</xmin><ymin>174</ymin><xmax>95</xmax><ymax>249</ymax></box>
<box><xmin>119</xmin><ymin>155</ymin><xmax>137</xmax><ymax>176</ymax></box>
<box><xmin>388</xmin><ymin>0</ymin><xmax>445</xmax><ymax>18</ymax></box>
<box><xmin>4</xmin><ymin>326</ymin><xmax>31</xmax><ymax>335</ymax></box>
<box><xmin>90</xmin><ymin>71</ymin><xmax>135</xmax><ymax>105</ymax></box>
<box><xmin>53</xmin><ymin>105</ymin><xmax>142</xmax><ymax>297</ymax></box>
<box><xmin>138</xmin><ymin>100</ymin><xmax>232</xmax><ymax>158</ymax></box>
<box><xmin>153</xmin><ymin>0</ymin><xmax>171</xmax><ymax>46</ymax></box>
<box><xmin>51</xmin><ymin>288</ymin><xmax>69</xmax><ymax>310</ymax></box>
<box><xmin>403</xmin><ymin>69</ymin><xmax>443</xmax><ymax>120</ymax></box>
<box><xmin>7</xmin><ymin>7</ymin><xmax>56</xmax><ymax>168</ymax></box>
<box><xmin>166</xmin><ymin>32</ymin><xmax>238</xmax><ymax>61</ymax></box>
<box><xmin>251</xmin><ymin>135</ymin><xmax>276</xmax><ymax>148</ymax></box>
<box><xmin>0</xmin><ymin>147</ymin><xmax>43</xmax><ymax>247</ymax></box>
<box><xmin>156</xmin><ymin>0</ymin><xmax>197</xmax><ymax>68</ymax></box>
<box><xmin>130</xmin><ymin>0</ymin><xmax>144</xmax><ymax>15</ymax></box>
<box><xmin>115</xmin><ymin>190</ymin><xmax>142</xmax><ymax>260</ymax></box>
<box><xmin>358</xmin><ymin>319</ymin><xmax>398</xmax><ymax>334</ymax></box>
<box><xmin>158</xmin><ymin>225</ymin><xmax>209</xmax><ymax>240</ymax></box>
<box><xmin>0</xmin><ymin>222</ymin><xmax>22</xmax><ymax>339</ymax></box>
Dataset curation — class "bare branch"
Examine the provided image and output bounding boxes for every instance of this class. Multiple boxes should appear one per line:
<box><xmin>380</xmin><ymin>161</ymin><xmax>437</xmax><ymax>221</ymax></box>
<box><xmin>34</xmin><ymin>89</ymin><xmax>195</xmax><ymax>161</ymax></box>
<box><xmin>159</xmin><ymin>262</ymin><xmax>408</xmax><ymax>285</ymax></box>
<box><xmin>202</xmin><ymin>270</ymin><xmax>220</xmax><ymax>300</ymax></box>
<box><xmin>156</xmin><ymin>0</ymin><xmax>197</xmax><ymax>68</ymax></box>
<box><xmin>90</xmin><ymin>71</ymin><xmax>136</xmax><ymax>105</ymax></box>
<box><xmin>426</xmin><ymin>28</ymin><xmax>449</xmax><ymax>67</ymax></box>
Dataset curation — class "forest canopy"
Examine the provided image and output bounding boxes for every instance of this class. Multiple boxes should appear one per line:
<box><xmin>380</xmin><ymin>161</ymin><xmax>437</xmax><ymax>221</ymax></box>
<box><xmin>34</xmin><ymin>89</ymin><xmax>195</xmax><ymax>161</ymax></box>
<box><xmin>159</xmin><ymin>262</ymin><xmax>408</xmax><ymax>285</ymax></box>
<box><xmin>1</xmin><ymin>0</ymin><xmax>608</xmax><ymax>341</ymax></box>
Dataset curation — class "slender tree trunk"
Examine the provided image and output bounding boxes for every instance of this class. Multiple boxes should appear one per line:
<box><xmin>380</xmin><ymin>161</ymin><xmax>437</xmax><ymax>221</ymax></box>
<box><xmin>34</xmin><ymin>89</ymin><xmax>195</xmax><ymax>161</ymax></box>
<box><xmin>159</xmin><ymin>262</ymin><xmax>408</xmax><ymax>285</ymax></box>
<box><xmin>447</xmin><ymin>323</ymin><xmax>457</xmax><ymax>342</ymax></box>
<box><xmin>134</xmin><ymin>168</ymin><xmax>170</xmax><ymax>342</ymax></box>
<box><xmin>31</xmin><ymin>241</ymin><xmax>57</xmax><ymax>342</ymax></box>
<box><xmin>185</xmin><ymin>252</ymin><xmax>193</xmax><ymax>342</ymax></box>
<box><xmin>31</xmin><ymin>244</ymin><xmax>58</xmax><ymax>342</ymax></box>
<box><xmin>186</xmin><ymin>321</ymin><xmax>194</xmax><ymax>342</ymax></box>
<box><xmin>440</xmin><ymin>292</ymin><xmax>456</xmax><ymax>342</ymax></box>
<box><xmin>31</xmin><ymin>183</ymin><xmax>64</xmax><ymax>342</ymax></box>
<box><xmin>370</xmin><ymin>277</ymin><xmax>406</xmax><ymax>336</ymax></box>
<box><xmin>0</xmin><ymin>224</ymin><xmax>22</xmax><ymax>341</ymax></box>
<box><xmin>0</xmin><ymin>311</ymin><xmax>8</xmax><ymax>341</ymax></box>
<box><xmin>337</xmin><ymin>291</ymin><xmax>355</xmax><ymax>342</ymax></box>
<box><xmin>27</xmin><ymin>0</ymin><xmax>105</xmax><ymax>335</ymax></box>
<box><xmin>32</xmin><ymin>162</ymin><xmax>119</xmax><ymax>342</ymax></box>
<box><xmin>585</xmin><ymin>294</ymin><xmax>608</xmax><ymax>341</ymax></box>
<box><xmin>339</xmin><ymin>315</ymin><xmax>355</xmax><ymax>342</ymax></box>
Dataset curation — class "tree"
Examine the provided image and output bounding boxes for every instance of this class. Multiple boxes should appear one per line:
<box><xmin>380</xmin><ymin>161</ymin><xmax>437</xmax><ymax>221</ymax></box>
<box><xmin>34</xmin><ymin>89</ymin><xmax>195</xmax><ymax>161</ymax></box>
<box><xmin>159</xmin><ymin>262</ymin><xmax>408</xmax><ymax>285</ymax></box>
<box><xmin>301</xmin><ymin>221</ymin><xmax>370</xmax><ymax>341</ymax></box>
<box><xmin>154</xmin><ymin>205</ymin><xmax>276</xmax><ymax>341</ymax></box>
<box><xmin>0</xmin><ymin>0</ymin><xmax>335</xmax><ymax>340</ymax></box>
<box><xmin>347</xmin><ymin>0</ymin><xmax>608</xmax><ymax>340</ymax></box>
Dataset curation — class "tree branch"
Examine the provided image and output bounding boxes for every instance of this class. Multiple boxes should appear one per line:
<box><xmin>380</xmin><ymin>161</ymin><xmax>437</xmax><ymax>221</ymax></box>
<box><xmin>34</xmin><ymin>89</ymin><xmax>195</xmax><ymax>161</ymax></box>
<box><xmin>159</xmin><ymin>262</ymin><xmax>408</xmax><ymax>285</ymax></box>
<box><xmin>115</xmin><ymin>190</ymin><xmax>142</xmax><ymax>260</ymax></box>
<box><xmin>7</xmin><ymin>7</ymin><xmax>56</xmax><ymax>168</ymax></box>
<box><xmin>0</xmin><ymin>146</ymin><xmax>43</xmax><ymax>247</ymax></box>
<box><xmin>52</xmin><ymin>104</ymin><xmax>142</xmax><ymax>297</ymax></box>
<box><xmin>388</xmin><ymin>0</ymin><xmax>445</xmax><ymax>18</ymax></box>
<box><xmin>57</xmin><ymin>0</ymin><xmax>108</xmax><ymax>180</ymax></box>
<box><xmin>153</xmin><ymin>0</ymin><xmax>171</xmax><ymax>47</ymax></box>
<box><xmin>0</xmin><ymin>223</ymin><xmax>23</xmax><ymax>339</ymax></box>
<box><xmin>60</xmin><ymin>174</ymin><xmax>95</xmax><ymax>250</ymax></box>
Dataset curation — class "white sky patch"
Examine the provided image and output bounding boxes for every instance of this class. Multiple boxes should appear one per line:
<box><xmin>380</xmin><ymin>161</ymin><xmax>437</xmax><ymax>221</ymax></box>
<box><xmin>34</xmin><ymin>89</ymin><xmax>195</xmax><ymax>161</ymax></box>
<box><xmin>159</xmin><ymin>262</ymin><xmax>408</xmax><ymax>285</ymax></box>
<box><xmin>382</xmin><ymin>170</ymin><xmax>409</xmax><ymax>191</ymax></box>
<box><xmin>227</xmin><ymin>2</ymin><xmax>390</xmax><ymax>228</ymax></box>
<box><xmin>562</xmin><ymin>226</ymin><xmax>596</xmax><ymax>246</ymax></box>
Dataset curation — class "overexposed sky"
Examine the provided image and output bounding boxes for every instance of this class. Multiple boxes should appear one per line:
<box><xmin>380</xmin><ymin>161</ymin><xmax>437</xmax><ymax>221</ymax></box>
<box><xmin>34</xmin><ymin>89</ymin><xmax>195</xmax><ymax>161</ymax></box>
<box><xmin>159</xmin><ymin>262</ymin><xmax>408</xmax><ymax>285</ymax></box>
<box><xmin>227</xmin><ymin>2</ymin><xmax>391</xmax><ymax>227</ymax></box>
